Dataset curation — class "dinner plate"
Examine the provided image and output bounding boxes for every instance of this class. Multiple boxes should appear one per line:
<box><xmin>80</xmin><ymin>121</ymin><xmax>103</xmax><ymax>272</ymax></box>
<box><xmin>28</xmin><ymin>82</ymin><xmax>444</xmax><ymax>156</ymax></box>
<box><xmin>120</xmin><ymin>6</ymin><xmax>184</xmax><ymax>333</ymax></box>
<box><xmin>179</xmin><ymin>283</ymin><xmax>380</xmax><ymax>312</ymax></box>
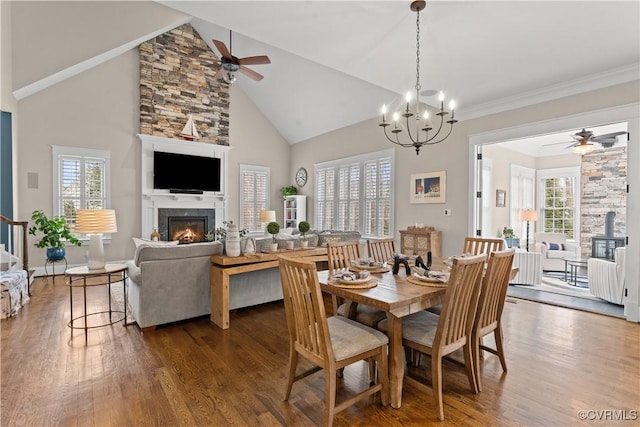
<box><xmin>412</xmin><ymin>273</ymin><xmax>445</xmax><ymax>283</ymax></box>
<box><xmin>338</xmin><ymin>276</ymin><xmax>372</xmax><ymax>285</ymax></box>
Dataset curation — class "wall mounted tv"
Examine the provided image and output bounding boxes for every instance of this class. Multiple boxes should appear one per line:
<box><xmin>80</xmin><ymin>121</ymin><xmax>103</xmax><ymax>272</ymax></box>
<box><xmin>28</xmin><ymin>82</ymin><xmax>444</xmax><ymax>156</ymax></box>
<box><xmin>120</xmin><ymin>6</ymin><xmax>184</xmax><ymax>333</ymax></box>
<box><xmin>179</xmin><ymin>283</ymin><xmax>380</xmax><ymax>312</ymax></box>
<box><xmin>153</xmin><ymin>151</ymin><xmax>221</xmax><ymax>193</ymax></box>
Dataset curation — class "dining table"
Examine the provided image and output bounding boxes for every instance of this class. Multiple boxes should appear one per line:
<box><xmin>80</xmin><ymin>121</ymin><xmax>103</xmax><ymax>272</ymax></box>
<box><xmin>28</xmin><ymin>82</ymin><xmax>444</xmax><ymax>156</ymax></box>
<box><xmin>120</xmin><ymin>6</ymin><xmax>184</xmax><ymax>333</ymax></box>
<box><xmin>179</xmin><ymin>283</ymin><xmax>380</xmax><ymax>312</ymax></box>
<box><xmin>317</xmin><ymin>262</ymin><xmax>449</xmax><ymax>409</ymax></box>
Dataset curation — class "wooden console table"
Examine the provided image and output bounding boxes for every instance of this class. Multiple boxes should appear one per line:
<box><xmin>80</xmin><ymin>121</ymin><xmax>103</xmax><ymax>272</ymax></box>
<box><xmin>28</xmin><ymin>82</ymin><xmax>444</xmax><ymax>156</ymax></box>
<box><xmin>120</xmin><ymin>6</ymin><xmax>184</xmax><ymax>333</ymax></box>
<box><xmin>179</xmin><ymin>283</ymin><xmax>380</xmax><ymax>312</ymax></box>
<box><xmin>210</xmin><ymin>247</ymin><xmax>327</xmax><ymax>329</ymax></box>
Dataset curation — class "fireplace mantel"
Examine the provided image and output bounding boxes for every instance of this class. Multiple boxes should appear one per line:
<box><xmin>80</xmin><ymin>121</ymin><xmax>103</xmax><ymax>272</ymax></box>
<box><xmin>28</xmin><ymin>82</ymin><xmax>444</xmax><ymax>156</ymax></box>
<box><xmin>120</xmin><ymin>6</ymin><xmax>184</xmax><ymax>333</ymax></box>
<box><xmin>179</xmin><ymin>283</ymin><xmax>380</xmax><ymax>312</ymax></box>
<box><xmin>137</xmin><ymin>134</ymin><xmax>231</xmax><ymax>239</ymax></box>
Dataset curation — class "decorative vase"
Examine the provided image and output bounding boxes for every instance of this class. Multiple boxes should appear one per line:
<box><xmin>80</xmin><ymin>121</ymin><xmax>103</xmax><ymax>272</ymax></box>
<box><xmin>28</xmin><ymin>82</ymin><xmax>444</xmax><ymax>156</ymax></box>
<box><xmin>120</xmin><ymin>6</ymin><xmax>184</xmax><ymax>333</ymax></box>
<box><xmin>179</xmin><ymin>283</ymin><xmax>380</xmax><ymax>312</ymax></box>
<box><xmin>47</xmin><ymin>247</ymin><xmax>65</xmax><ymax>261</ymax></box>
<box><xmin>300</xmin><ymin>240</ymin><xmax>309</xmax><ymax>249</ymax></box>
<box><xmin>269</xmin><ymin>242</ymin><xmax>278</xmax><ymax>252</ymax></box>
<box><xmin>225</xmin><ymin>224</ymin><xmax>241</xmax><ymax>257</ymax></box>
<box><xmin>241</xmin><ymin>237</ymin><xmax>256</xmax><ymax>255</ymax></box>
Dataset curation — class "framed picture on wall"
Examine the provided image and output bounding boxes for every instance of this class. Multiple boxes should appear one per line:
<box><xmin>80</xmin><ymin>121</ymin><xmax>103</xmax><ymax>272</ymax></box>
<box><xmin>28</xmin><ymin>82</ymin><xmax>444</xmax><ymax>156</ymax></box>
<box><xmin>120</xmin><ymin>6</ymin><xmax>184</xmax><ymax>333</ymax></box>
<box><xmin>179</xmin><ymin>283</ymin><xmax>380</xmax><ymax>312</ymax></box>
<box><xmin>410</xmin><ymin>171</ymin><xmax>446</xmax><ymax>204</ymax></box>
<box><xmin>496</xmin><ymin>189</ymin><xmax>506</xmax><ymax>207</ymax></box>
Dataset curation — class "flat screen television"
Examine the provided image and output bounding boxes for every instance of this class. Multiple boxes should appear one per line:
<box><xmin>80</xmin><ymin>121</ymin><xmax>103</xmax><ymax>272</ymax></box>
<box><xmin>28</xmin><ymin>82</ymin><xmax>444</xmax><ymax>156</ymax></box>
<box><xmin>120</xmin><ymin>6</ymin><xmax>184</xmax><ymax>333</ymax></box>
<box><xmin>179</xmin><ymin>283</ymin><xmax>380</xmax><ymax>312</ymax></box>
<box><xmin>153</xmin><ymin>151</ymin><xmax>221</xmax><ymax>193</ymax></box>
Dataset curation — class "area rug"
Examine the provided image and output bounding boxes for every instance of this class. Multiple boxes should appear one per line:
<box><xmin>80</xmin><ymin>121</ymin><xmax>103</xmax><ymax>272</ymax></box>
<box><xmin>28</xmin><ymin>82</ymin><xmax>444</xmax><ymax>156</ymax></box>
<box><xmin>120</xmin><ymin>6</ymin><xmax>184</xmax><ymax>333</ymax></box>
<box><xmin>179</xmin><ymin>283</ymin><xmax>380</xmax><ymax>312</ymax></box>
<box><xmin>543</xmin><ymin>271</ymin><xmax>588</xmax><ymax>288</ymax></box>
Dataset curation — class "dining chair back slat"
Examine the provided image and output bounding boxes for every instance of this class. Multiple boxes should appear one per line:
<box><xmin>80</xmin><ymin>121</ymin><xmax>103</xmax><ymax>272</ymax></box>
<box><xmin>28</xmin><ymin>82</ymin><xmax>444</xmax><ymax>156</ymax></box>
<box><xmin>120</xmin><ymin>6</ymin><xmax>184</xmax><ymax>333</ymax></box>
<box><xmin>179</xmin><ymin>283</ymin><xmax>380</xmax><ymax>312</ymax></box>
<box><xmin>462</xmin><ymin>237</ymin><xmax>505</xmax><ymax>257</ymax></box>
<box><xmin>279</xmin><ymin>255</ymin><xmax>389</xmax><ymax>426</ymax></box>
<box><xmin>367</xmin><ymin>238</ymin><xmax>396</xmax><ymax>263</ymax></box>
<box><xmin>327</xmin><ymin>241</ymin><xmax>361</xmax><ymax>272</ymax></box>
<box><xmin>472</xmin><ymin>248</ymin><xmax>516</xmax><ymax>391</ymax></box>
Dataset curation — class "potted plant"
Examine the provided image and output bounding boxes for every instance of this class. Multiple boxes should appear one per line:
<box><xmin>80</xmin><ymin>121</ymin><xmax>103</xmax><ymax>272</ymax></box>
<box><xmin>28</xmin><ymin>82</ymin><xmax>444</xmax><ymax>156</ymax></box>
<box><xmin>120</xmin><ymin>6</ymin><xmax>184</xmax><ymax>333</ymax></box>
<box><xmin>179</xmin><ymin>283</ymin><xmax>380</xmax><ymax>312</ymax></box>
<box><xmin>28</xmin><ymin>210</ymin><xmax>81</xmax><ymax>261</ymax></box>
<box><xmin>298</xmin><ymin>221</ymin><xmax>310</xmax><ymax>248</ymax></box>
<box><xmin>501</xmin><ymin>226</ymin><xmax>520</xmax><ymax>249</ymax></box>
<box><xmin>266</xmin><ymin>221</ymin><xmax>280</xmax><ymax>252</ymax></box>
<box><xmin>281</xmin><ymin>185</ymin><xmax>297</xmax><ymax>200</ymax></box>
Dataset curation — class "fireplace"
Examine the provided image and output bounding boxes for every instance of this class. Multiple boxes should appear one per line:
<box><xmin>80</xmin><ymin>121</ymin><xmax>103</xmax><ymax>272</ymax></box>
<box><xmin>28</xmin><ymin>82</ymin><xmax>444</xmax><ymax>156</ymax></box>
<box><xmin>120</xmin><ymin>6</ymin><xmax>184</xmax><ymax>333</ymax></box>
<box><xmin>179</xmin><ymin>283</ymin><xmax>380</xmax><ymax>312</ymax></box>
<box><xmin>157</xmin><ymin>208</ymin><xmax>215</xmax><ymax>242</ymax></box>
<box><xmin>169</xmin><ymin>217</ymin><xmax>207</xmax><ymax>243</ymax></box>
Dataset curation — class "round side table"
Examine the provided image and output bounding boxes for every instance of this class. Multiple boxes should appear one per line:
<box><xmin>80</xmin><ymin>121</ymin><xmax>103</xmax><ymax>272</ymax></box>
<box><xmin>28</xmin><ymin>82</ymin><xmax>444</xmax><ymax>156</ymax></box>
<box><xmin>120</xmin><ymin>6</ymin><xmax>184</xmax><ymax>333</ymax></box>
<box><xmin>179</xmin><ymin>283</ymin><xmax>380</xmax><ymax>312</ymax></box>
<box><xmin>65</xmin><ymin>263</ymin><xmax>129</xmax><ymax>340</ymax></box>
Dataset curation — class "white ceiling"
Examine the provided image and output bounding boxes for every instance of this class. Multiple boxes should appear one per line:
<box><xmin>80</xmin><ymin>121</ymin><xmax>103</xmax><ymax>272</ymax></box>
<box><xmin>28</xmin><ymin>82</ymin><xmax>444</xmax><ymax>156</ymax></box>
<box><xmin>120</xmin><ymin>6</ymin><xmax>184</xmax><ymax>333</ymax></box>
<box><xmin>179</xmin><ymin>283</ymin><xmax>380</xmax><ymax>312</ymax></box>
<box><xmin>158</xmin><ymin>1</ymin><xmax>640</xmax><ymax>146</ymax></box>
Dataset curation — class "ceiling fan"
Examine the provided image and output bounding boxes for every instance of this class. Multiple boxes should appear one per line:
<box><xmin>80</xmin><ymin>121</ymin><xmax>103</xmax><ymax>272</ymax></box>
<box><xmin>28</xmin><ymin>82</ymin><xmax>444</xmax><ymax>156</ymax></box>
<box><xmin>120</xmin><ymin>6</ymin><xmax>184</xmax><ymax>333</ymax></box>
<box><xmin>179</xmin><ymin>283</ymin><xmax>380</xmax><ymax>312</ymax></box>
<box><xmin>211</xmin><ymin>30</ymin><xmax>271</xmax><ymax>84</ymax></box>
<box><xmin>542</xmin><ymin>128</ymin><xmax>629</xmax><ymax>154</ymax></box>
<box><xmin>566</xmin><ymin>128</ymin><xmax>628</xmax><ymax>151</ymax></box>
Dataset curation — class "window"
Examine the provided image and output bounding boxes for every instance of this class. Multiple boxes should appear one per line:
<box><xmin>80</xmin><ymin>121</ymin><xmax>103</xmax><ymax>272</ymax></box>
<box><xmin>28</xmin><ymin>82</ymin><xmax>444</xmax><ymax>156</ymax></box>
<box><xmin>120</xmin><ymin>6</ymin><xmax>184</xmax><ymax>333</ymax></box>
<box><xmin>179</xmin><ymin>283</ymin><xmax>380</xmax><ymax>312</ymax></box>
<box><xmin>239</xmin><ymin>165</ymin><xmax>270</xmax><ymax>232</ymax></box>
<box><xmin>538</xmin><ymin>167</ymin><xmax>580</xmax><ymax>239</ymax></box>
<box><xmin>510</xmin><ymin>165</ymin><xmax>535</xmax><ymax>239</ymax></box>
<box><xmin>315</xmin><ymin>149</ymin><xmax>393</xmax><ymax>237</ymax></box>
<box><xmin>52</xmin><ymin>146</ymin><xmax>111</xmax><ymax>229</ymax></box>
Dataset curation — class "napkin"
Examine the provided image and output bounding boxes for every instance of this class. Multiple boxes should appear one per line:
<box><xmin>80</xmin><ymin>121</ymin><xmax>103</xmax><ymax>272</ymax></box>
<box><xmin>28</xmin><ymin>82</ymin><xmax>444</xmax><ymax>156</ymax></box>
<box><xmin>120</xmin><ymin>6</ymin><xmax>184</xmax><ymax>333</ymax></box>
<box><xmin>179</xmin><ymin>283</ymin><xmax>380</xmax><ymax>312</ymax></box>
<box><xmin>332</xmin><ymin>270</ymin><xmax>370</xmax><ymax>281</ymax></box>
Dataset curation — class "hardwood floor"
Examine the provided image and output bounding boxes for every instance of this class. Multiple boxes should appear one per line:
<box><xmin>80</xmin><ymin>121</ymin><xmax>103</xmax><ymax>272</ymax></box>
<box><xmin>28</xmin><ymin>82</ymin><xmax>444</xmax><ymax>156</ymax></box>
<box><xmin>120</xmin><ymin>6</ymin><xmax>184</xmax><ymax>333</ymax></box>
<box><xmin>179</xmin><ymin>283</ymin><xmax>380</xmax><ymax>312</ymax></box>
<box><xmin>2</xmin><ymin>276</ymin><xmax>639</xmax><ymax>426</ymax></box>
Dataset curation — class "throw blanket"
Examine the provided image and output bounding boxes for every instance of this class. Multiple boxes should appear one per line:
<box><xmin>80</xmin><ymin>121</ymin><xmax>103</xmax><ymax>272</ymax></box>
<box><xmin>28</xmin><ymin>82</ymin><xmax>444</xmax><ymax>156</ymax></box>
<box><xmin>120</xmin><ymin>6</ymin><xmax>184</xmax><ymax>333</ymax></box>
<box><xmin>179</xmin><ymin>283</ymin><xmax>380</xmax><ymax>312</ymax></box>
<box><xmin>1</xmin><ymin>267</ymin><xmax>29</xmax><ymax>318</ymax></box>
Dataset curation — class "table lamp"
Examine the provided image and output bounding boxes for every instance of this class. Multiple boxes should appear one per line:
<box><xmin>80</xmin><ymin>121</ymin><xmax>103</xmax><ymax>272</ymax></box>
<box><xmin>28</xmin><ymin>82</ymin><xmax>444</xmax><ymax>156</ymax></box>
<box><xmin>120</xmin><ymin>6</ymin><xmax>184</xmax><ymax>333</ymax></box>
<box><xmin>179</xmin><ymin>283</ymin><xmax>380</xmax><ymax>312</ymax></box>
<box><xmin>521</xmin><ymin>209</ymin><xmax>538</xmax><ymax>252</ymax></box>
<box><xmin>260</xmin><ymin>210</ymin><xmax>276</xmax><ymax>235</ymax></box>
<box><xmin>75</xmin><ymin>209</ymin><xmax>118</xmax><ymax>270</ymax></box>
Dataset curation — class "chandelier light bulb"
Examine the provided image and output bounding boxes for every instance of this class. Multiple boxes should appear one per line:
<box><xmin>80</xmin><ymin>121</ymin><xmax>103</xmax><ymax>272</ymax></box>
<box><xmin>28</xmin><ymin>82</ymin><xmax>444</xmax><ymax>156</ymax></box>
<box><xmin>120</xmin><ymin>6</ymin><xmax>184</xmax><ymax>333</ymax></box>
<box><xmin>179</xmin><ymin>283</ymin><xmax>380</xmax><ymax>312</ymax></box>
<box><xmin>393</xmin><ymin>112</ymin><xmax>400</xmax><ymax>122</ymax></box>
<box><xmin>449</xmin><ymin>100</ymin><xmax>456</xmax><ymax>110</ymax></box>
<box><xmin>438</xmin><ymin>91</ymin><xmax>445</xmax><ymax>102</ymax></box>
<box><xmin>381</xmin><ymin>104</ymin><xmax>387</xmax><ymax>115</ymax></box>
<box><xmin>423</xmin><ymin>110</ymin><xmax>429</xmax><ymax>120</ymax></box>
<box><xmin>405</xmin><ymin>92</ymin><xmax>412</xmax><ymax>103</ymax></box>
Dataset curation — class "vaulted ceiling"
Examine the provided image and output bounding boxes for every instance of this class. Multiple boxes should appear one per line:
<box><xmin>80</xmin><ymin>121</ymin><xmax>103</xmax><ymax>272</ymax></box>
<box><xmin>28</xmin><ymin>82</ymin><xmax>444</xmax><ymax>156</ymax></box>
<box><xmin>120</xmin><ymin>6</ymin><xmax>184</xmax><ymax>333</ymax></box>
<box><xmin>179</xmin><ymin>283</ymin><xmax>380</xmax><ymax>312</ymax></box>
<box><xmin>158</xmin><ymin>1</ymin><xmax>640</xmax><ymax>145</ymax></box>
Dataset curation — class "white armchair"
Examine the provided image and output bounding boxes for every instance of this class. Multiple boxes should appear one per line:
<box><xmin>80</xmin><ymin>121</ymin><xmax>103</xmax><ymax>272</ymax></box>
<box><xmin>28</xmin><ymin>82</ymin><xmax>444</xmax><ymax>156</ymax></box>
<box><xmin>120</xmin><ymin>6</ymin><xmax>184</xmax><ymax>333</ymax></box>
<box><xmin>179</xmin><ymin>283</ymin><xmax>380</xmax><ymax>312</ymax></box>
<box><xmin>533</xmin><ymin>232</ymin><xmax>581</xmax><ymax>272</ymax></box>
<box><xmin>588</xmin><ymin>247</ymin><xmax>626</xmax><ymax>305</ymax></box>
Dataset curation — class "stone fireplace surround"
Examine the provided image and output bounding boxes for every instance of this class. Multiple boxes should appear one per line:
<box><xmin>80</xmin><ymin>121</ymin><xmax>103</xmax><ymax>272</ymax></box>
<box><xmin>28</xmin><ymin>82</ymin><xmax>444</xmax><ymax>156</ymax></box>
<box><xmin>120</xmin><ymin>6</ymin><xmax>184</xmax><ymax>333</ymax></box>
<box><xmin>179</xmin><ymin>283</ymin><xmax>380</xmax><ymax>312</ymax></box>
<box><xmin>137</xmin><ymin>134</ymin><xmax>231</xmax><ymax>240</ymax></box>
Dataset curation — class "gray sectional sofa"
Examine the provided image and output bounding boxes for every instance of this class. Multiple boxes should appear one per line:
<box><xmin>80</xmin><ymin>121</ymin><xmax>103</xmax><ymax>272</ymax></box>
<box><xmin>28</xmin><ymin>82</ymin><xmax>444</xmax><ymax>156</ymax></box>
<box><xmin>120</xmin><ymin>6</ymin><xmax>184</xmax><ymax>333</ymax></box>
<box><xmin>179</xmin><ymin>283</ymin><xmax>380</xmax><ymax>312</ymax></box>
<box><xmin>126</xmin><ymin>241</ymin><xmax>223</xmax><ymax>330</ymax></box>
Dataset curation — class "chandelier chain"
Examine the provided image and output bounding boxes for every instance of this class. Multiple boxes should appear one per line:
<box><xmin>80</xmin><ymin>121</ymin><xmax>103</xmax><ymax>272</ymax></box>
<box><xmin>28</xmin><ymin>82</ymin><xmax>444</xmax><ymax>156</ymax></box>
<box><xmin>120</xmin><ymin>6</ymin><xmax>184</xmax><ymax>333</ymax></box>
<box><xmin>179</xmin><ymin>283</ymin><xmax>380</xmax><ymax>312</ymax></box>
<box><xmin>415</xmin><ymin>9</ymin><xmax>421</xmax><ymax>94</ymax></box>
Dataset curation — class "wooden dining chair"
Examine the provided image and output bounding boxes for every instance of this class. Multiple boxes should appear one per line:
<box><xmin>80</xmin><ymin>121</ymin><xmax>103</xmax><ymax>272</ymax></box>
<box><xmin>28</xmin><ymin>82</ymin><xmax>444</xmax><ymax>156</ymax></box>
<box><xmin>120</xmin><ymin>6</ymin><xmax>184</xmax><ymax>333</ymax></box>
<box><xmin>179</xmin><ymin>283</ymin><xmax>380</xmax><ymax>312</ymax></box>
<box><xmin>367</xmin><ymin>238</ymin><xmax>396</xmax><ymax>263</ymax></box>
<box><xmin>378</xmin><ymin>254</ymin><xmax>486</xmax><ymax>420</ymax></box>
<box><xmin>462</xmin><ymin>237</ymin><xmax>505</xmax><ymax>257</ymax></box>
<box><xmin>278</xmin><ymin>255</ymin><xmax>389</xmax><ymax>427</ymax></box>
<box><xmin>471</xmin><ymin>248</ymin><xmax>515</xmax><ymax>392</ymax></box>
<box><xmin>327</xmin><ymin>241</ymin><xmax>387</xmax><ymax>328</ymax></box>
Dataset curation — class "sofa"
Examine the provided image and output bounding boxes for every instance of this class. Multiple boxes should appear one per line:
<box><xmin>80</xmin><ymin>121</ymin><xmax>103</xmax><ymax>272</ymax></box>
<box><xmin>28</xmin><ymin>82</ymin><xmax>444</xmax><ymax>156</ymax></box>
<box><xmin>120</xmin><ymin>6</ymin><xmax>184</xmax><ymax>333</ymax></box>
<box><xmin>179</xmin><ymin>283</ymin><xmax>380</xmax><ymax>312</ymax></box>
<box><xmin>533</xmin><ymin>232</ymin><xmax>581</xmax><ymax>272</ymax></box>
<box><xmin>126</xmin><ymin>240</ymin><xmax>223</xmax><ymax>329</ymax></box>
<box><xmin>588</xmin><ymin>247</ymin><xmax>626</xmax><ymax>305</ymax></box>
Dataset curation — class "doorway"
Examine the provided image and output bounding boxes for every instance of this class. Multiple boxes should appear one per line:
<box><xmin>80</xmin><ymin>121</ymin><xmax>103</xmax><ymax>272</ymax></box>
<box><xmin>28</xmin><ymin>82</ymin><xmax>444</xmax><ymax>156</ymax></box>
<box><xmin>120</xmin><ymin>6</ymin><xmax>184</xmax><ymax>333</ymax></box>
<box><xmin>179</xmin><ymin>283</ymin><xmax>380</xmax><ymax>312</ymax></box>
<box><xmin>468</xmin><ymin>104</ymin><xmax>639</xmax><ymax>322</ymax></box>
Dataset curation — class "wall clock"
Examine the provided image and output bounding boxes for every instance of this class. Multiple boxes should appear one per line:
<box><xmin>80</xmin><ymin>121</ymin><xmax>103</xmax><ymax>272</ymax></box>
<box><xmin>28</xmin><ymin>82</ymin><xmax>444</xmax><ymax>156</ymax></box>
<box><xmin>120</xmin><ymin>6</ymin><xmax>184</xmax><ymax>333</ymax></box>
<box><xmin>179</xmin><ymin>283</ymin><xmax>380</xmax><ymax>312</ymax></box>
<box><xmin>295</xmin><ymin>167</ymin><xmax>308</xmax><ymax>187</ymax></box>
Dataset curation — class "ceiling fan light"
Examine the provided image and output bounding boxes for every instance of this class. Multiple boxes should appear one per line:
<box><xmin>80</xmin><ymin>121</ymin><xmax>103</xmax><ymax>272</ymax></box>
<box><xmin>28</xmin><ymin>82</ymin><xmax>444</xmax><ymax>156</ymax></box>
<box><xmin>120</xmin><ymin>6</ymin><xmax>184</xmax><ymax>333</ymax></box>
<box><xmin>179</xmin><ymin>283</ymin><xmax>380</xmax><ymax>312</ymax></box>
<box><xmin>572</xmin><ymin>143</ymin><xmax>594</xmax><ymax>155</ymax></box>
<box><xmin>223</xmin><ymin>70</ymin><xmax>237</xmax><ymax>84</ymax></box>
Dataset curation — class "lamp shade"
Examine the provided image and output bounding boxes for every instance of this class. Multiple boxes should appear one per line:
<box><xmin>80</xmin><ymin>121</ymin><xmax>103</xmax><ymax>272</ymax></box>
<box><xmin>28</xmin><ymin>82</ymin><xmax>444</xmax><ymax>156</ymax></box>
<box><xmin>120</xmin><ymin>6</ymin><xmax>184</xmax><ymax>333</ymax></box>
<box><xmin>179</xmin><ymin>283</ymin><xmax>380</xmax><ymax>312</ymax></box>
<box><xmin>259</xmin><ymin>210</ymin><xmax>276</xmax><ymax>223</ymax></box>
<box><xmin>521</xmin><ymin>209</ymin><xmax>538</xmax><ymax>222</ymax></box>
<box><xmin>75</xmin><ymin>209</ymin><xmax>118</xmax><ymax>234</ymax></box>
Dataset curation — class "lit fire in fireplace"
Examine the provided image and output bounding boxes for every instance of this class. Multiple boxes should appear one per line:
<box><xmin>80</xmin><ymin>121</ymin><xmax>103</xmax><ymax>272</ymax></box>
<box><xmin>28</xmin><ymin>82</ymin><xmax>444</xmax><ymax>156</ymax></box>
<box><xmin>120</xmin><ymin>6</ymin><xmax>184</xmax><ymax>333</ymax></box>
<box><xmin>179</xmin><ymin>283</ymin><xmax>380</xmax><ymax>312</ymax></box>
<box><xmin>168</xmin><ymin>216</ymin><xmax>207</xmax><ymax>244</ymax></box>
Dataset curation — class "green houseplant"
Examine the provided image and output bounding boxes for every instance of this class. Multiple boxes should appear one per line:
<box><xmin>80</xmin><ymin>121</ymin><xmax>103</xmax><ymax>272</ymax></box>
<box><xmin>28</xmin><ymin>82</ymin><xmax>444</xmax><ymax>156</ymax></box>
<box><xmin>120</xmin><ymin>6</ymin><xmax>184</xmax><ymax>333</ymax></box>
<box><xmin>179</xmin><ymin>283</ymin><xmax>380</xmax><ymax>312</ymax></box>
<box><xmin>298</xmin><ymin>221</ymin><xmax>310</xmax><ymax>248</ymax></box>
<box><xmin>281</xmin><ymin>185</ymin><xmax>297</xmax><ymax>199</ymax></box>
<box><xmin>266</xmin><ymin>221</ymin><xmax>280</xmax><ymax>251</ymax></box>
<box><xmin>501</xmin><ymin>226</ymin><xmax>520</xmax><ymax>249</ymax></box>
<box><xmin>28</xmin><ymin>210</ymin><xmax>81</xmax><ymax>261</ymax></box>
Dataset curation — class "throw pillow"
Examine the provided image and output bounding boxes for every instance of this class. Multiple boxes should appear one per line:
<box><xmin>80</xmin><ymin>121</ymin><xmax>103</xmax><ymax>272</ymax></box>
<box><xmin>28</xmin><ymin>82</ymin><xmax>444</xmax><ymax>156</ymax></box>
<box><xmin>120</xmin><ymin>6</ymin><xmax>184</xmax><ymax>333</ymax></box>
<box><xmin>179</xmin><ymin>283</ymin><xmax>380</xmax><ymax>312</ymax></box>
<box><xmin>542</xmin><ymin>241</ymin><xmax>565</xmax><ymax>251</ymax></box>
<box><xmin>132</xmin><ymin>237</ymin><xmax>179</xmax><ymax>248</ymax></box>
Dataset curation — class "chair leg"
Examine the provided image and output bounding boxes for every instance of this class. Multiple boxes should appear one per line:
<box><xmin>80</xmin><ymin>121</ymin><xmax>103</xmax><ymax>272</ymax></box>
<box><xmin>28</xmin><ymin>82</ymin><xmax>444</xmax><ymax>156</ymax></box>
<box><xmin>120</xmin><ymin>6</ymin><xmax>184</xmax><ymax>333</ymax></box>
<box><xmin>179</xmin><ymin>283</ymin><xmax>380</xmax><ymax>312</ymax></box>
<box><xmin>325</xmin><ymin>367</ymin><xmax>337</xmax><ymax>427</ymax></box>
<box><xmin>368</xmin><ymin>358</ymin><xmax>376</xmax><ymax>386</ymax></box>
<box><xmin>285</xmin><ymin>348</ymin><xmax>298</xmax><ymax>400</ymax></box>
<box><xmin>432</xmin><ymin>353</ymin><xmax>445</xmax><ymax>421</ymax></box>
<box><xmin>494</xmin><ymin>325</ymin><xmax>508</xmax><ymax>373</ymax></box>
<box><xmin>471</xmin><ymin>333</ymin><xmax>482</xmax><ymax>393</ymax></box>
<box><xmin>463</xmin><ymin>342</ymin><xmax>479</xmax><ymax>394</ymax></box>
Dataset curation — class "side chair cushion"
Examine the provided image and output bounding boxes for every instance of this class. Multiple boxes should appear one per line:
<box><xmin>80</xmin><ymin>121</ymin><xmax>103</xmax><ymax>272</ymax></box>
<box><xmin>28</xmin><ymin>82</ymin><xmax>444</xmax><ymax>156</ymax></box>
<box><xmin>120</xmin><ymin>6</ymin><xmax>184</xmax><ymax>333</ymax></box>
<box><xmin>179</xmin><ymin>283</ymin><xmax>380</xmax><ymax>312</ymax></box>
<box><xmin>327</xmin><ymin>316</ymin><xmax>388</xmax><ymax>362</ymax></box>
<box><xmin>378</xmin><ymin>310</ymin><xmax>439</xmax><ymax>347</ymax></box>
<box><xmin>336</xmin><ymin>303</ymin><xmax>388</xmax><ymax>328</ymax></box>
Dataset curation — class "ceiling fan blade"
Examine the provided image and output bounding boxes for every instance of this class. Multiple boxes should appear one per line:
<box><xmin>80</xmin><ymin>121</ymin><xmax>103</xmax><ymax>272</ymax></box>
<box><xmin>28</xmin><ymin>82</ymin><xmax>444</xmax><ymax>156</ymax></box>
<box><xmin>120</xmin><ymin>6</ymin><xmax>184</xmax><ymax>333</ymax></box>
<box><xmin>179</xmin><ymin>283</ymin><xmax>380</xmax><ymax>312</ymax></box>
<box><xmin>213</xmin><ymin>68</ymin><xmax>224</xmax><ymax>80</ymax></box>
<box><xmin>213</xmin><ymin>39</ymin><xmax>232</xmax><ymax>59</ymax></box>
<box><xmin>543</xmin><ymin>140</ymin><xmax>573</xmax><ymax>147</ymax></box>
<box><xmin>239</xmin><ymin>66</ymin><xmax>264</xmax><ymax>81</ymax></box>
<box><xmin>593</xmin><ymin>131</ymin><xmax>627</xmax><ymax>141</ymax></box>
<box><xmin>238</xmin><ymin>55</ymin><xmax>271</xmax><ymax>66</ymax></box>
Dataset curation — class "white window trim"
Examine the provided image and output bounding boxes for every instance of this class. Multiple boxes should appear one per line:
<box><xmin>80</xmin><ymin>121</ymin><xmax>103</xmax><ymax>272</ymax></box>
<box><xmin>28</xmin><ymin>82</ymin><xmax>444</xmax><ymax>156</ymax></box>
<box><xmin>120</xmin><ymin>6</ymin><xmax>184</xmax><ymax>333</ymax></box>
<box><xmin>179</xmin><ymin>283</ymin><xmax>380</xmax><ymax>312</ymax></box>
<box><xmin>52</xmin><ymin>145</ymin><xmax>112</xmax><ymax>242</ymax></box>
<box><xmin>314</xmin><ymin>148</ymin><xmax>394</xmax><ymax>238</ymax></box>
<box><xmin>239</xmin><ymin>164</ymin><xmax>271</xmax><ymax>234</ymax></box>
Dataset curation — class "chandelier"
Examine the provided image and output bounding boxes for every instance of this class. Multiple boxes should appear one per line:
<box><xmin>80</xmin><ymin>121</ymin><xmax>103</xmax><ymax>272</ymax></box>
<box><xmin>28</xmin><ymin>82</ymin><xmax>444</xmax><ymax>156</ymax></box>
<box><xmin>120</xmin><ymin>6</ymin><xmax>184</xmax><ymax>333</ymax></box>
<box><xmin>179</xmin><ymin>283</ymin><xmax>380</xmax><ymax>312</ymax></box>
<box><xmin>379</xmin><ymin>0</ymin><xmax>458</xmax><ymax>155</ymax></box>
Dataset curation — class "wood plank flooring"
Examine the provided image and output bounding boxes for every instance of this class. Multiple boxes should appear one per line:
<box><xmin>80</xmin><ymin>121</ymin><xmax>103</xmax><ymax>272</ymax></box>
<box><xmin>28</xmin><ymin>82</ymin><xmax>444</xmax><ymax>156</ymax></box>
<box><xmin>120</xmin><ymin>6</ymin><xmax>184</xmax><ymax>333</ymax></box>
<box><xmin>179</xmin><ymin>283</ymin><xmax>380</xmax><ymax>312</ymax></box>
<box><xmin>1</xmin><ymin>275</ymin><xmax>639</xmax><ymax>426</ymax></box>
